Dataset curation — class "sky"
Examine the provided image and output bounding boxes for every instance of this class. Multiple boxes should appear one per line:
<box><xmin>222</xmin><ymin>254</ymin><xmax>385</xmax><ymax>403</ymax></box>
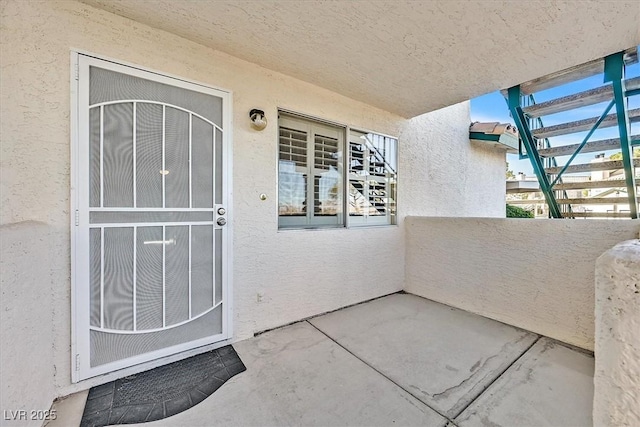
<box><xmin>470</xmin><ymin>57</ymin><xmax>640</xmax><ymax>177</ymax></box>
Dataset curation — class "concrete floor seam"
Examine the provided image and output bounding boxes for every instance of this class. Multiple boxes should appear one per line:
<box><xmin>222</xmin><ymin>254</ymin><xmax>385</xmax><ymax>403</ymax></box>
<box><xmin>305</xmin><ymin>320</ymin><xmax>456</xmax><ymax>426</ymax></box>
<box><xmin>449</xmin><ymin>335</ymin><xmax>542</xmax><ymax>421</ymax></box>
<box><xmin>253</xmin><ymin>291</ymin><xmax>401</xmax><ymax>338</ymax></box>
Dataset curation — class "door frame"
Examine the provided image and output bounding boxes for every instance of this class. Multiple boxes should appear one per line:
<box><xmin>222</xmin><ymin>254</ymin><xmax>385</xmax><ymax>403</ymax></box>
<box><xmin>70</xmin><ymin>51</ymin><xmax>234</xmax><ymax>383</ymax></box>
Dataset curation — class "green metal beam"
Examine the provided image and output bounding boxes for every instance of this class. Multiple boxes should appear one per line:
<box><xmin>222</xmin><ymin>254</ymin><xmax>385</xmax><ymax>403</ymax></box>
<box><xmin>605</xmin><ymin>52</ymin><xmax>638</xmax><ymax>218</ymax></box>
<box><xmin>469</xmin><ymin>132</ymin><xmax>500</xmax><ymax>142</ymax></box>
<box><xmin>507</xmin><ymin>86</ymin><xmax>563</xmax><ymax>218</ymax></box>
<box><xmin>550</xmin><ymin>100</ymin><xmax>615</xmax><ymax>187</ymax></box>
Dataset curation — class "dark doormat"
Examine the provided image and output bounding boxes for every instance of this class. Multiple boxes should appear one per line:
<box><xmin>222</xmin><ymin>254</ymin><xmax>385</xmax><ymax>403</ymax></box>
<box><xmin>80</xmin><ymin>345</ymin><xmax>246</xmax><ymax>427</ymax></box>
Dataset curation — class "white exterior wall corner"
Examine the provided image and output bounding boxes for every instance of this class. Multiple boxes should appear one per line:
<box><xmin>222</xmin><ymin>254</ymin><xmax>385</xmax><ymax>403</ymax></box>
<box><xmin>399</xmin><ymin>102</ymin><xmax>505</xmax><ymax>218</ymax></box>
<box><xmin>404</xmin><ymin>217</ymin><xmax>640</xmax><ymax>351</ymax></box>
<box><xmin>0</xmin><ymin>222</ymin><xmax>56</xmax><ymax>427</ymax></box>
<box><xmin>594</xmin><ymin>239</ymin><xmax>640</xmax><ymax>427</ymax></box>
<box><xmin>1</xmin><ymin>0</ymin><xmax>498</xmax><ymax>397</ymax></box>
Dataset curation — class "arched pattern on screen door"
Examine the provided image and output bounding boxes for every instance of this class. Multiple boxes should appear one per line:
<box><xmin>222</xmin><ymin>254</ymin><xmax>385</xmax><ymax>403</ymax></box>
<box><xmin>74</xmin><ymin>57</ymin><xmax>231</xmax><ymax>380</ymax></box>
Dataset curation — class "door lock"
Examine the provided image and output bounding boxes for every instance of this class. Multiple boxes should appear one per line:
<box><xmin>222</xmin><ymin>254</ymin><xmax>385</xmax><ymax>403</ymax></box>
<box><xmin>217</xmin><ymin>207</ymin><xmax>226</xmax><ymax>215</ymax></box>
<box><xmin>217</xmin><ymin>217</ymin><xmax>227</xmax><ymax>226</ymax></box>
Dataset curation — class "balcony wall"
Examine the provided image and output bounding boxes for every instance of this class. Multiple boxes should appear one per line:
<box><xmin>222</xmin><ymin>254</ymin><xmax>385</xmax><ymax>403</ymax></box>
<box><xmin>594</xmin><ymin>239</ymin><xmax>640</xmax><ymax>426</ymax></box>
<box><xmin>405</xmin><ymin>217</ymin><xmax>640</xmax><ymax>350</ymax></box>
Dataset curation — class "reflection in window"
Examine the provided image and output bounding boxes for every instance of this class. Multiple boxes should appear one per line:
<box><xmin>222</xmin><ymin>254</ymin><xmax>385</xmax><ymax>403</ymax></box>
<box><xmin>348</xmin><ymin>131</ymin><xmax>397</xmax><ymax>226</ymax></box>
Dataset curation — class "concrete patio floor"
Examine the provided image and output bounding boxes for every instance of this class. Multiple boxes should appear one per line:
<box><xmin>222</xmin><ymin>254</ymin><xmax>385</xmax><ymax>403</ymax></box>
<box><xmin>54</xmin><ymin>293</ymin><xmax>595</xmax><ymax>426</ymax></box>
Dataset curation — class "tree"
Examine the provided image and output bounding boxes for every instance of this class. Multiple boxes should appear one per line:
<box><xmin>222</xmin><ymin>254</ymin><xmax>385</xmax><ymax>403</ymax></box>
<box><xmin>506</xmin><ymin>204</ymin><xmax>534</xmax><ymax>218</ymax></box>
<box><xmin>506</xmin><ymin>162</ymin><xmax>515</xmax><ymax>179</ymax></box>
<box><xmin>609</xmin><ymin>148</ymin><xmax>640</xmax><ymax>160</ymax></box>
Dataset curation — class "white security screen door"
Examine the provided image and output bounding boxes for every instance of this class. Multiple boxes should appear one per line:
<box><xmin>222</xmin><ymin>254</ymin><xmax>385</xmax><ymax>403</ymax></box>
<box><xmin>72</xmin><ymin>54</ymin><xmax>232</xmax><ymax>381</ymax></box>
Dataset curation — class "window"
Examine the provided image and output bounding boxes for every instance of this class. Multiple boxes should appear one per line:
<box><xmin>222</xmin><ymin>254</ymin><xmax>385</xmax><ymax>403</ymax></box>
<box><xmin>278</xmin><ymin>112</ymin><xmax>397</xmax><ymax>229</ymax></box>
<box><xmin>278</xmin><ymin>114</ymin><xmax>344</xmax><ymax>228</ymax></box>
<box><xmin>348</xmin><ymin>130</ymin><xmax>397</xmax><ymax>226</ymax></box>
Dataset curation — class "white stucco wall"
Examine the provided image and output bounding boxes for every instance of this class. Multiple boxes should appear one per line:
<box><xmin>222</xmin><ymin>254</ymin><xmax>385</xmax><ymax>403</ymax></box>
<box><xmin>405</xmin><ymin>217</ymin><xmax>640</xmax><ymax>351</ymax></box>
<box><xmin>0</xmin><ymin>0</ymin><xmax>504</xmax><ymax>400</ymax></box>
<box><xmin>594</xmin><ymin>239</ymin><xmax>640</xmax><ymax>427</ymax></box>
<box><xmin>0</xmin><ymin>222</ymin><xmax>56</xmax><ymax>427</ymax></box>
<box><xmin>400</xmin><ymin>104</ymin><xmax>506</xmax><ymax>218</ymax></box>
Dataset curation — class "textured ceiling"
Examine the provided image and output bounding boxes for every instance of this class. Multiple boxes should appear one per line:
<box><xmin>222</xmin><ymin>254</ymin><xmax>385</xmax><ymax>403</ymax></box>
<box><xmin>79</xmin><ymin>0</ymin><xmax>640</xmax><ymax>118</ymax></box>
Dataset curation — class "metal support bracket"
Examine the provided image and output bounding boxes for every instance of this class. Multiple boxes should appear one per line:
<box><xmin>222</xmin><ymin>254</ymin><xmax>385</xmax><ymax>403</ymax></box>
<box><xmin>507</xmin><ymin>86</ymin><xmax>563</xmax><ymax>218</ymax></box>
<box><xmin>550</xmin><ymin>100</ymin><xmax>615</xmax><ymax>187</ymax></box>
<box><xmin>605</xmin><ymin>52</ymin><xmax>638</xmax><ymax>218</ymax></box>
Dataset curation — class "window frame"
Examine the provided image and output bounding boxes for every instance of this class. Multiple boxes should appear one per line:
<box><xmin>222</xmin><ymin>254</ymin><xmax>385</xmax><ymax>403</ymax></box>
<box><xmin>277</xmin><ymin>110</ymin><xmax>397</xmax><ymax>230</ymax></box>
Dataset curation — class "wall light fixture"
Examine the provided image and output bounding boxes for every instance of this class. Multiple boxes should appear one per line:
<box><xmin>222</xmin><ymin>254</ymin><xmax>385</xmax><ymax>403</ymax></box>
<box><xmin>249</xmin><ymin>109</ymin><xmax>267</xmax><ymax>131</ymax></box>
